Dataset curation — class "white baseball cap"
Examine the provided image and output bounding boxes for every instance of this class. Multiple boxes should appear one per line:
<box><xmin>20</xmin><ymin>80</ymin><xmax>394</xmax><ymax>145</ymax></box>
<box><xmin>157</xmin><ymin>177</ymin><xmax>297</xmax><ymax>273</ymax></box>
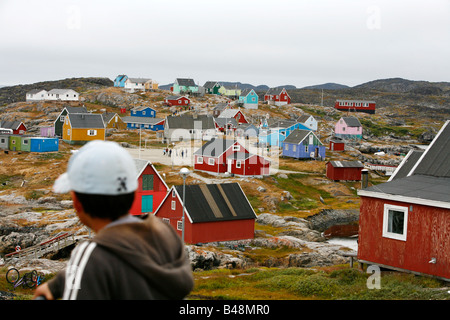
<box><xmin>53</xmin><ymin>140</ymin><xmax>138</xmax><ymax>195</ymax></box>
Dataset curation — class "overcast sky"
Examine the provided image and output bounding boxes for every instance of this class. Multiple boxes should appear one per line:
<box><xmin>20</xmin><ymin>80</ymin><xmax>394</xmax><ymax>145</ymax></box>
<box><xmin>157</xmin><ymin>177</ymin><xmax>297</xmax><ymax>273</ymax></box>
<box><xmin>1</xmin><ymin>0</ymin><xmax>449</xmax><ymax>88</ymax></box>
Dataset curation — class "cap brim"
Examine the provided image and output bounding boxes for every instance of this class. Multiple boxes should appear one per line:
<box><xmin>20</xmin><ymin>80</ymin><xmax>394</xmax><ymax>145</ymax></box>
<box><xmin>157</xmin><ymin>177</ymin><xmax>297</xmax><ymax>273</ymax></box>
<box><xmin>52</xmin><ymin>173</ymin><xmax>71</xmax><ymax>194</ymax></box>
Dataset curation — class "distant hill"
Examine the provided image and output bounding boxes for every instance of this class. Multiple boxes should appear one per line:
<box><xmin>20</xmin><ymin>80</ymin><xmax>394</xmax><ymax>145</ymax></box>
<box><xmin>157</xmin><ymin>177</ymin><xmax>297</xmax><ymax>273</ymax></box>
<box><xmin>353</xmin><ymin>78</ymin><xmax>450</xmax><ymax>95</ymax></box>
<box><xmin>0</xmin><ymin>77</ymin><xmax>113</xmax><ymax>105</ymax></box>
<box><xmin>159</xmin><ymin>82</ymin><xmax>297</xmax><ymax>92</ymax></box>
<box><xmin>301</xmin><ymin>83</ymin><xmax>350</xmax><ymax>90</ymax></box>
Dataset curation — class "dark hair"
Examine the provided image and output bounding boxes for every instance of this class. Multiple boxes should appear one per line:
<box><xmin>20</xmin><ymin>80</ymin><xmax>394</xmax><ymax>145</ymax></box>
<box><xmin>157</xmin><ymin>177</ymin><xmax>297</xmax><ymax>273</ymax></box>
<box><xmin>74</xmin><ymin>191</ymin><xmax>135</xmax><ymax>220</ymax></box>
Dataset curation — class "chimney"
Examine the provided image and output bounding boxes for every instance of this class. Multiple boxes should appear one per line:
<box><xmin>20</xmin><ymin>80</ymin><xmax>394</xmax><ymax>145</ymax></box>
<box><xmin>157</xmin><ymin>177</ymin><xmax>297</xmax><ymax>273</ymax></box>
<box><xmin>361</xmin><ymin>169</ymin><xmax>369</xmax><ymax>189</ymax></box>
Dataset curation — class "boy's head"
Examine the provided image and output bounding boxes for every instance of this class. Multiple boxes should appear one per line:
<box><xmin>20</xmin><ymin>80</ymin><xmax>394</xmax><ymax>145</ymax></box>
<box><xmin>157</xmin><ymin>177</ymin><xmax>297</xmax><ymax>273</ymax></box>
<box><xmin>53</xmin><ymin>140</ymin><xmax>138</xmax><ymax>220</ymax></box>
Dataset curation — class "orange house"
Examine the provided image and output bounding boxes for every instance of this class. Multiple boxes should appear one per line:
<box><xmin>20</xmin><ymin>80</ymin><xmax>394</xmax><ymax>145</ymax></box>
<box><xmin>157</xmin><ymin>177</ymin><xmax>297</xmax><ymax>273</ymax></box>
<box><xmin>62</xmin><ymin>113</ymin><xmax>105</xmax><ymax>144</ymax></box>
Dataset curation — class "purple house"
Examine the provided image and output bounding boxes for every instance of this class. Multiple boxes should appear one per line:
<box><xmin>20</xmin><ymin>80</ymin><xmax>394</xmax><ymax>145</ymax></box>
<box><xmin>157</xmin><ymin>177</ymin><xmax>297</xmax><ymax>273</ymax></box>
<box><xmin>40</xmin><ymin>126</ymin><xmax>55</xmax><ymax>137</ymax></box>
<box><xmin>282</xmin><ymin>129</ymin><xmax>325</xmax><ymax>160</ymax></box>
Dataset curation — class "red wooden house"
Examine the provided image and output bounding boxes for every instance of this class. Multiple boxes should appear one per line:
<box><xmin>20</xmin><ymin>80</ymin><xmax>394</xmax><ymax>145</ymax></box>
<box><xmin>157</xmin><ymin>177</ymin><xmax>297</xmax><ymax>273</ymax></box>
<box><xmin>164</xmin><ymin>95</ymin><xmax>191</xmax><ymax>107</ymax></box>
<box><xmin>0</xmin><ymin>120</ymin><xmax>27</xmax><ymax>135</ymax></box>
<box><xmin>154</xmin><ymin>182</ymin><xmax>257</xmax><ymax>244</ymax></box>
<box><xmin>357</xmin><ymin>120</ymin><xmax>450</xmax><ymax>281</ymax></box>
<box><xmin>194</xmin><ymin>138</ymin><xmax>270</xmax><ymax>177</ymax></box>
<box><xmin>329</xmin><ymin>137</ymin><xmax>345</xmax><ymax>151</ymax></box>
<box><xmin>130</xmin><ymin>159</ymin><xmax>168</xmax><ymax>216</ymax></box>
<box><xmin>264</xmin><ymin>87</ymin><xmax>291</xmax><ymax>106</ymax></box>
<box><xmin>217</xmin><ymin>108</ymin><xmax>249</xmax><ymax>124</ymax></box>
<box><xmin>326</xmin><ymin>160</ymin><xmax>364</xmax><ymax>181</ymax></box>
<box><xmin>334</xmin><ymin>99</ymin><xmax>376</xmax><ymax>114</ymax></box>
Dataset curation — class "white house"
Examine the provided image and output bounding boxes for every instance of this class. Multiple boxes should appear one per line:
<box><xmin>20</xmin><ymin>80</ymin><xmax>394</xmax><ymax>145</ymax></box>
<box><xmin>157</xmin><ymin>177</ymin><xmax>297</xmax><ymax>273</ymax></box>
<box><xmin>124</xmin><ymin>78</ymin><xmax>154</xmax><ymax>91</ymax></box>
<box><xmin>297</xmin><ymin>114</ymin><xmax>318</xmax><ymax>131</ymax></box>
<box><xmin>46</xmin><ymin>89</ymin><xmax>79</xmax><ymax>101</ymax></box>
<box><xmin>26</xmin><ymin>89</ymin><xmax>48</xmax><ymax>101</ymax></box>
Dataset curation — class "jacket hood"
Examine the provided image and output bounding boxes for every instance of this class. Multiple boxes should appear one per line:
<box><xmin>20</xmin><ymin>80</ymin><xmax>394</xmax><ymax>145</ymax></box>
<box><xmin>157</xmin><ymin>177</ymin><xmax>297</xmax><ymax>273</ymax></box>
<box><xmin>93</xmin><ymin>215</ymin><xmax>194</xmax><ymax>299</ymax></box>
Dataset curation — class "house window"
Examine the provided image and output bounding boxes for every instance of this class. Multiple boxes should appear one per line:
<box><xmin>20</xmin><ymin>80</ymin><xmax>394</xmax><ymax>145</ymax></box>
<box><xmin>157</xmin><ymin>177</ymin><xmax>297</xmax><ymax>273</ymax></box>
<box><xmin>142</xmin><ymin>174</ymin><xmax>154</xmax><ymax>191</ymax></box>
<box><xmin>292</xmin><ymin>145</ymin><xmax>296</xmax><ymax>152</ymax></box>
<box><xmin>177</xmin><ymin>220</ymin><xmax>183</xmax><ymax>231</ymax></box>
<box><xmin>23</xmin><ymin>139</ymin><xmax>29</xmax><ymax>145</ymax></box>
<box><xmin>383</xmin><ymin>204</ymin><xmax>408</xmax><ymax>241</ymax></box>
<box><xmin>171</xmin><ymin>200</ymin><xmax>176</xmax><ymax>210</ymax></box>
<box><xmin>162</xmin><ymin>218</ymin><xmax>170</xmax><ymax>224</ymax></box>
<box><xmin>233</xmin><ymin>145</ymin><xmax>240</xmax><ymax>151</ymax></box>
<box><xmin>197</xmin><ymin>156</ymin><xmax>203</xmax><ymax>164</ymax></box>
<box><xmin>285</xmin><ymin>144</ymin><xmax>289</xmax><ymax>151</ymax></box>
<box><xmin>208</xmin><ymin>158</ymin><xmax>215</xmax><ymax>165</ymax></box>
<box><xmin>172</xmin><ymin>190</ymin><xmax>176</xmax><ymax>197</ymax></box>
<box><xmin>60</xmin><ymin>116</ymin><xmax>65</xmax><ymax>122</ymax></box>
<box><xmin>87</xmin><ymin>130</ymin><xmax>97</xmax><ymax>136</ymax></box>
<box><xmin>236</xmin><ymin>161</ymin><xmax>241</xmax><ymax>168</ymax></box>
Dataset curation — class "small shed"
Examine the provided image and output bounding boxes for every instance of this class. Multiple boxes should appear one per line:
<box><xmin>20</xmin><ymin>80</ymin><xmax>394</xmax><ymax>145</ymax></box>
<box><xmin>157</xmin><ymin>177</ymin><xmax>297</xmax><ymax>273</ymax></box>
<box><xmin>29</xmin><ymin>137</ymin><xmax>59</xmax><ymax>152</ymax></box>
<box><xmin>154</xmin><ymin>182</ymin><xmax>257</xmax><ymax>244</ymax></box>
<box><xmin>0</xmin><ymin>134</ymin><xmax>10</xmax><ymax>150</ymax></box>
<box><xmin>9</xmin><ymin>135</ymin><xmax>23</xmax><ymax>151</ymax></box>
<box><xmin>329</xmin><ymin>137</ymin><xmax>345</xmax><ymax>151</ymax></box>
<box><xmin>326</xmin><ymin>160</ymin><xmax>364</xmax><ymax>181</ymax></box>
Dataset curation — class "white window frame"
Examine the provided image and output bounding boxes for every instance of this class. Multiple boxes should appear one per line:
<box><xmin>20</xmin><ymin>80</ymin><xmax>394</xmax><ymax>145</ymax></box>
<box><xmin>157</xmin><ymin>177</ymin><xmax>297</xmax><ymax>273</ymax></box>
<box><xmin>236</xmin><ymin>160</ymin><xmax>241</xmax><ymax>168</ymax></box>
<box><xmin>233</xmin><ymin>145</ymin><xmax>240</xmax><ymax>151</ymax></box>
<box><xmin>382</xmin><ymin>204</ymin><xmax>408</xmax><ymax>241</ymax></box>
<box><xmin>87</xmin><ymin>129</ymin><xmax>97</xmax><ymax>136</ymax></box>
<box><xmin>197</xmin><ymin>156</ymin><xmax>203</xmax><ymax>164</ymax></box>
<box><xmin>171</xmin><ymin>200</ymin><xmax>176</xmax><ymax>210</ymax></box>
<box><xmin>162</xmin><ymin>218</ymin><xmax>170</xmax><ymax>224</ymax></box>
<box><xmin>177</xmin><ymin>220</ymin><xmax>183</xmax><ymax>231</ymax></box>
<box><xmin>208</xmin><ymin>158</ymin><xmax>215</xmax><ymax>165</ymax></box>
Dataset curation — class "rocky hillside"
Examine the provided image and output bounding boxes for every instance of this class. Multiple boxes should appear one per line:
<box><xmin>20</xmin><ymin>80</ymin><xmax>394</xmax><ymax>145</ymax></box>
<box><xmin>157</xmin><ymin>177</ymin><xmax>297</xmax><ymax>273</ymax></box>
<box><xmin>0</xmin><ymin>77</ymin><xmax>113</xmax><ymax>105</ymax></box>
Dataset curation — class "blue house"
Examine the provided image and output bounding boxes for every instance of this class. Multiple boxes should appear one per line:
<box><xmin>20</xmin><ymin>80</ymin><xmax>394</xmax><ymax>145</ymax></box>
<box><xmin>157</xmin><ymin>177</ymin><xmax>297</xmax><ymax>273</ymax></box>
<box><xmin>258</xmin><ymin>119</ymin><xmax>310</xmax><ymax>147</ymax></box>
<box><xmin>239</xmin><ymin>89</ymin><xmax>259</xmax><ymax>109</ymax></box>
<box><xmin>122</xmin><ymin>116</ymin><xmax>165</xmax><ymax>131</ymax></box>
<box><xmin>114</xmin><ymin>75</ymin><xmax>128</xmax><ymax>88</ymax></box>
<box><xmin>29</xmin><ymin>137</ymin><xmax>59</xmax><ymax>152</ymax></box>
<box><xmin>131</xmin><ymin>106</ymin><xmax>156</xmax><ymax>118</ymax></box>
<box><xmin>282</xmin><ymin>129</ymin><xmax>325</xmax><ymax>160</ymax></box>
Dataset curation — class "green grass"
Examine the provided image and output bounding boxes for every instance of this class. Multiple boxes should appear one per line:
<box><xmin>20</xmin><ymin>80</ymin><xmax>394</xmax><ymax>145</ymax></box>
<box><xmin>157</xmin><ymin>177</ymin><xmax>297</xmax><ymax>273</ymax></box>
<box><xmin>190</xmin><ymin>266</ymin><xmax>450</xmax><ymax>300</ymax></box>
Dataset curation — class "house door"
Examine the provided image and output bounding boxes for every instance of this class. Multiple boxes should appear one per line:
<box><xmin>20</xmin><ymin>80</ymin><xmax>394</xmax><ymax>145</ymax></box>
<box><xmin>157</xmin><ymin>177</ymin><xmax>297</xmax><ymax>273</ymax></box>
<box><xmin>141</xmin><ymin>195</ymin><xmax>153</xmax><ymax>214</ymax></box>
<box><xmin>227</xmin><ymin>159</ymin><xmax>233</xmax><ymax>174</ymax></box>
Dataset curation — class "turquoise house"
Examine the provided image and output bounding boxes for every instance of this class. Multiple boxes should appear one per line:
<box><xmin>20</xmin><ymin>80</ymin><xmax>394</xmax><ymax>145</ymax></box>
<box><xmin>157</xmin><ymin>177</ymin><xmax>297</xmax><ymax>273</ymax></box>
<box><xmin>114</xmin><ymin>75</ymin><xmax>128</xmax><ymax>87</ymax></box>
<box><xmin>239</xmin><ymin>89</ymin><xmax>258</xmax><ymax>109</ymax></box>
<box><xmin>172</xmin><ymin>78</ymin><xmax>198</xmax><ymax>94</ymax></box>
<box><xmin>258</xmin><ymin>120</ymin><xmax>310</xmax><ymax>147</ymax></box>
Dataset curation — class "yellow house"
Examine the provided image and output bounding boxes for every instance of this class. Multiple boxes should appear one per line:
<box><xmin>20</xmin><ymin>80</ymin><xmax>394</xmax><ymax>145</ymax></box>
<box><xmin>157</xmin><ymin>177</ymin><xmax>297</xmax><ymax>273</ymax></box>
<box><xmin>63</xmin><ymin>113</ymin><xmax>105</xmax><ymax>144</ymax></box>
<box><xmin>102</xmin><ymin>112</ymin><xmax>127</xmax><ymax>130</ymax></box>
<box><xmin>145</xmin><ymin>80</ymin><xmax>159</xmax><ymax>91</ymax></box>
<box><xmin>218</xmin><ymin>84</ymin><xmax>241</xmax><ymax>98</ymax></box>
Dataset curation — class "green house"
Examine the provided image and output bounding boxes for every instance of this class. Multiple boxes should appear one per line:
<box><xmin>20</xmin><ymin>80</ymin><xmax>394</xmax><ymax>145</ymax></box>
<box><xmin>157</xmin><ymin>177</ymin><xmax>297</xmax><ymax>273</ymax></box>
<box><xmin>203</xmin><ymin>81</ymin><xmax>221</xmax><ymax>94</ymax></box>
<box><xmin>9</xmin><ymin>135</ymin><xmax>23</xmax><ymax>151</ymax></box>
<box><xmin>172</xmin><ymin>78</ymin><xmax>198</xmax><ymax>94</ymax></box>
<box><xmin>20</xmin><ymin>136</ymin><xmax>31</xmax><ymax>152</ymax></box>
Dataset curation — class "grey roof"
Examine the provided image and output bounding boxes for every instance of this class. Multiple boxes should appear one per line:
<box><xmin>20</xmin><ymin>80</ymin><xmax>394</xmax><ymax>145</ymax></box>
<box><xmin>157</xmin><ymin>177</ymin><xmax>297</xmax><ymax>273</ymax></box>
<box><xmin>265</xmin><ymin>87</ymin><xmax>286</xmax><ymax>95</ymax></box>
<box><xmin>194</xmin><ymin>138</ymin><xmax>236</xmax><ymax>156</ymax></box>
<box><xmin>389</xmin><ymin>150</ymin><xmax>424</xmax><ymax>181</ymax></box>
<box><xmin>217</xmin><ymin>109</ymin><xmax>239</xmax><ymax>118</ymax></box>
<box><xmin>48</xmin><ymin>89</ymin><xmax>78</xmax><ymax>94</ymax></box>
<box><xmin>65</xmin><ymin>106</ymin><xmax>88</xmax><ymax>114</ymax></box>
<box><xmin>203</xmin><ymin>81</ymin><xmax>219</xmax><ymax>88</ymax></box>
<box><xmin>240</xmin><ymin>88</ymin><xmax>254</xmax><ymax>96</ymax></box>
<box><xmin>174</xmin><ymin>182</ymin><xmax>256</xmax><ymax>223</ymax></box>
<box><xmin>361</xmin><ymin>174</ymin><xmax>450</xmax><ymax>204</ymax></box>
<box><xmin>27</xmin><ymin>89</ymin><xmax>47</xmax><ymax>94</ymax></box>
<box><xmin>226</xmin><ymin>152</ymin><xmax>254</xmax><ymax>161</ymax></box>
<box><xmin>283</xmin><ymin>129</ymin><xmax>316</xmax><ymax>144</ymax></box>
<box><xmin>268</xmin><ymin>119</ymin><xmax>298</xmax><ymax>129</ymax></box>
<box><xmin>102</xmin><ymin>112</ymin><xmax>119</xmax><ymax>123</ymax></box>
<box><xmin>341</xmin><ymin>117</ymin><xmax>362</xmax><ymax>127</ymax></box>
<box><xmin>0</xmin><ymin>120</ymin><xmax>24</xmax><ymax>130</ymax></box>
<box><xmin>411</xmin><ymin>121</ymin><xmax>450</xmax><ymax>177</ymax></box>
<box><xmin>297</xmin><ymin>114</ymin><xmax>313</xmax><ymax>123</ymax></box>
<box><xmin>213</xmin><ymin>103</ymin><xmax>228</xmax><ymax>111</ymax></box>
<box><xmin>359</xmin><ymin>120</ymin><xmax>450</xmax><ymax>206</ymax></box>
<box><xmin>67</xmin><ymin>114</ymin><xmax>104</xmax><ymax>128</ymax></box>
<box><xmin>214</xmin><ymin>117</ymin><xmax>237</xmax><ymax>127</ymax></box>
<box><xmin>328</xmin><ymin>160</ymin><xmax>364</xmax><ymax>168</ymax></box>
<box><xmin>122</xmin><ymin>116</ymin><xmax>164</xmax><ymax>125</ymax></box>
<box><xmin>176</xmin><ymin>78</ymin><xmax>197</xmax><ymax>87</ymax></box>
<box><xmin>165</xmin><ymin>114</ymin><xmax>215</xmax><ymax>130</ymax></box>
<box><xmin>127</xmin><ymin>78</ymin><xmax>152</xmax><ymax>83</ymax></box>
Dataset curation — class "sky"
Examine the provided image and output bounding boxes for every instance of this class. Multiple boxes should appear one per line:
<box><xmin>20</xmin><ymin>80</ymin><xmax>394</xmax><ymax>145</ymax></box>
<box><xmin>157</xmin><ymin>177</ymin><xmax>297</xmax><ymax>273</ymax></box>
<box><xmin>1</xmin><ymin>0</ymin><xmax>449</xmax><ymax>88</ymax></box>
